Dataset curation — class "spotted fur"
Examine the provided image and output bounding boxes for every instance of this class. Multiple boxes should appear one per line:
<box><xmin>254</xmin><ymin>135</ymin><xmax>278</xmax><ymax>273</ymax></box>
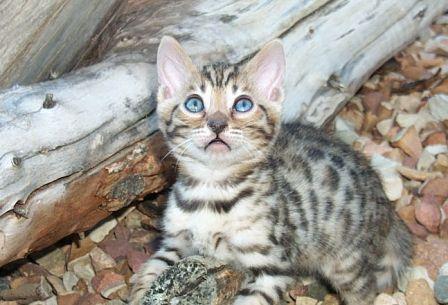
<box><xmin>129</xmin><ymin>37</ymin><xmax>412</xmax><ymax>305</ymax></box>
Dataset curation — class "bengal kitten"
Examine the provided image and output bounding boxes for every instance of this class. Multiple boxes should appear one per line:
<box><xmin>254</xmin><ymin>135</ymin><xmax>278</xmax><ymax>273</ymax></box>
<box><xmin>129</xmin><ymin>36</ymin><xmax>412</xmax><ymax>305</ymax></box>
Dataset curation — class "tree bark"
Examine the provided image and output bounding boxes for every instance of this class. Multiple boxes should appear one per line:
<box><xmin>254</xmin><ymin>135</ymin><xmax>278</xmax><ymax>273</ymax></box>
<box><xmin>0</xmin><ymin>0</ymin><xmax>447</xmax><ymax>266</ymax></box>
<box><xmin>0</xmin><ymin>0</ymin><xmax>124</xmax><ymax>89</ymax></box>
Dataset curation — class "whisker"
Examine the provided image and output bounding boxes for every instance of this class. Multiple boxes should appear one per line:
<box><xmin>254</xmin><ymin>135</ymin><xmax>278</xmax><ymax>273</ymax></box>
<box><xmin>161</xmin><ymin>138</ymin><xmax>193</xmax><ymax>161</ymax></box>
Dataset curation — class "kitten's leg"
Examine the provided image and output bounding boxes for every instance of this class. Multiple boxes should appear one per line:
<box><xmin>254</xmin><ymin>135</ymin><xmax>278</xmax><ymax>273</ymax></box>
<box><xmin>129</xmin><ymin>233</ymin><xmax>192</xmax><ymax>305</ymax></box>
<box><xmin>233</xmin><ymin>266</ymin><xmax>295</xmax><ymax>305</ymax></box>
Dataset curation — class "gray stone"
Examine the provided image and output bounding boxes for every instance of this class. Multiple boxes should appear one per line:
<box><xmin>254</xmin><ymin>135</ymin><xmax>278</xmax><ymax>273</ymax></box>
<box><xmin>89</xmin><ymin>246</ymin><xmax>116</xmax><ymax>272</ymax></box>
<box><xmin>67</xmin><ymin>254</ymin><xmax>95</xmax><ymax>282</ymax></box>
<box><xmin>63</xmin><ymin>271</ymin><xmax>79</xmax><ymax>292</ymax></box>
<box><xmin>141</xmin><ymin>256</ymin><xmax>244</xmax><ymax>305</ymax></box>
<box><xmin>435</xmin><ymin>275</ymin><xmax>448</xmax><ymax>304</ymax></box>
<box><xmin>34</xmin><ymin>247</ymin><xmax>66</xmax><ymax>277</ymax></box>
<box><xmin>307</xmin><ymin>281</ymin><xmax>329</xmax><ymax>300</ymax></box>
<box><xmin>88</xmin><ymin>217</ymin><xmax>118</xmax><ymax>243</ymax></box>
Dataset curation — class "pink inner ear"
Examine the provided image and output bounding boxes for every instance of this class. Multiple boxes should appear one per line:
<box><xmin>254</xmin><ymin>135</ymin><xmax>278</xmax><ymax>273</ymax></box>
<box><xmin>248</xmin><ymin>40</ymin><xmax>285</xmax><ymax>102</ymax></box>
<box><xmin>255</xmin><ymin>64</ymin><xmax>282</xmax><ymax>101</ymax></box>
<box><xmin>157</xmin><ymin>36</ymin><xmax>196</xmax><ymax>99</ymax></box>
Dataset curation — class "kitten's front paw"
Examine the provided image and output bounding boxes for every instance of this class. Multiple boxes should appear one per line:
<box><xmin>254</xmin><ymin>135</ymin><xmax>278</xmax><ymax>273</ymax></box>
<box><xmin>128</xmin><ymin>272</ymin><xmax>158</xmax><ymax>305</ymax></box>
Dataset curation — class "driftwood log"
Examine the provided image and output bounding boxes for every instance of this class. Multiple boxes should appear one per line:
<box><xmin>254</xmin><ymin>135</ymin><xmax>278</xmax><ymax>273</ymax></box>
<box><xmin>0</xmin><ymin>0</ymin><xmax>124</xmax><ymax>89</ymax></box>
<box><xmin>0</xmin><ymin>0</ymin><xmax>447</xmax><ymax>266</ymax></box>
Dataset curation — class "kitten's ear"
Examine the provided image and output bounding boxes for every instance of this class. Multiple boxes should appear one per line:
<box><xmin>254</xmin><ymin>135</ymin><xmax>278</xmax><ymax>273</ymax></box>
<box><xmin>244</xmin><ymin>40</ymin><xmax>285</xmax><ymax>102</ymax></box>
<box><xmin>157</xmin><ymin>36</ymin><xmax>198</xmax><ymax>99</ymax></box>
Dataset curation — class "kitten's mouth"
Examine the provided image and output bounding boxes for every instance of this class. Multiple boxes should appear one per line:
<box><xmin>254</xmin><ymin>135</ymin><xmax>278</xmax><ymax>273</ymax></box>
<box><xmin>205</xmin><ymin>138</ymin><xmax>231</xmax><ymax>153</ymax></box>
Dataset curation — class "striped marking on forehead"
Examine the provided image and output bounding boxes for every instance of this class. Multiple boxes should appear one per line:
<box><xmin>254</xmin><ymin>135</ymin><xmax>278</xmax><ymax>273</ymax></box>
<box><xmin>201</xmin><ymin>63</ymin><xmax>240</xmax><ymax>90</ymax></box>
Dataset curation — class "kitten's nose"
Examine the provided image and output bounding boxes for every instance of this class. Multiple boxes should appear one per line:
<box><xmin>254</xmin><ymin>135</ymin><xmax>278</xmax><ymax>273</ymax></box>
<box><xmin>207</xmin><ymin>111</ymin><xmax>228</xmax><ymax>135</ymax></box>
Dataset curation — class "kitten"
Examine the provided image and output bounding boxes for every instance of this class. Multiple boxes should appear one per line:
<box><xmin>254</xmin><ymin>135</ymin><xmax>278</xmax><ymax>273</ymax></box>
<box><xmin>129</xmin><ymin>36</ymin><xmax>412</xmax><ymax>305</ymax></box>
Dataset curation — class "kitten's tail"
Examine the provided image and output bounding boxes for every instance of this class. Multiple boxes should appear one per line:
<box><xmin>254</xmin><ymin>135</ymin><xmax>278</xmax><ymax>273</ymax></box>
<box><xmin>375</xmin><ymin>215</ymin><xmax>413</xmax><ymax>291</ymax></box>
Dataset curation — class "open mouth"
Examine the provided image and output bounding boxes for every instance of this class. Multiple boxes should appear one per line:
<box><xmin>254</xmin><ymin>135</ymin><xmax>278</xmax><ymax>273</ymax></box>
<box><xmin>205</xmin><ymin>138</ymin><xmax>231</xmax><ymax>151</ymax></box>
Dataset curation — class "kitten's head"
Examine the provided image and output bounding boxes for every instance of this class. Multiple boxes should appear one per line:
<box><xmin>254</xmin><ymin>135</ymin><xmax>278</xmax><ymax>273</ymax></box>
<box><xmin>156</xmin><ymin>36</ymin><xmax>285</xmax><ymax>166</ymax></box>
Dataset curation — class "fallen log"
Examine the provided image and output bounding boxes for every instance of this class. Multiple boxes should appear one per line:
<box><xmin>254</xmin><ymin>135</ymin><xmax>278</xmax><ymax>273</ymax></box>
<box><xmin>0</xmin><ymin>0</ymin><xmax>124</xmax><ymax>89</ymax></box>
<box><xmin>0</xmin><ymin>0</ymin><xmax>447</xmax><ymax>266</ymax></box>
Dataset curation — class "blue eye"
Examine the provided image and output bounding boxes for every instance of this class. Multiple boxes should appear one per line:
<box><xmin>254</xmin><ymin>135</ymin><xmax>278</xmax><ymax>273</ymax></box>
<box><xmin>233</xmin><ymin>97</ymin><xmax>253</xmax><ymax>113</ymax></box>
<box><xmin>184</xmin><ymin>96</ymin><xmax>204</xmax><ymax>113</ymax></box>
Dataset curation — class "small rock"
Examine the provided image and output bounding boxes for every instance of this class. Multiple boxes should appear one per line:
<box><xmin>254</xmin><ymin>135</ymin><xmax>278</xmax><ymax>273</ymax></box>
<box><xmin>417</xmin><ymin>150</ymin><xmax>436</xmax><ymax>171</ymax></box>
<box><xmin>307</xmin><ymin>282</ymin><xmax>329</xmax><ymax>300</ymax></box>
<box><xmin>425</xmin><ymin>144</ymin><xmax>448</xmax><ymax>155</ymax></box>
<box><xmin>88</xmin><ymin>218</ymin><xmax>118</xmax><ymax>243</ymax></box>
<box><xmin>413</xmin><ymin>236</ymin><xmax>448</xmax><ymax>279</ymax></box>
<box><xmin>398</xmin><ymin>266</ymin><xmax>434</xmax><ymax>292</ymax></box>
<box><xmin>377</xmin><ymin>102</ymin><xmax>394</xmax><ymax>121</ymax></box>
<box><xmin>361</xmin><ymin>139</ymin><xmax>393</xmax><ymax>157</ymax></box>
<box><xmin>405</xmin><ymin>279</ymin><xmax>438</xmax><ymax>305</ymax></box>
<box><xmin>339</xmin><ymin>106</ymin><xmax>364</xmax><ymax>131</ymax></box>
<box><xmin>69</xmin><ymin>237</ymin><xmax>95</xmax><ymax>261</ymax></box>
<box><xmin>395</xmin><ymin>94</ymin><xmax>422</xmax><ymax>113</ymax></box>
<box><xmin>434</xmin><ymin>275</ymin><xmax>448</xmax><ymax>304</ymax></box>
<box><xmin>392</xmin><ymin>292</ymin><xmax>407</xmax><ymax>305</ymax></box>
<box><xmin>18</xmin><ymin>263</ymin><xmax>49</xmax><ymax>277</ymax></box>
<box><xmin>289</xmin><ymin>284</ymin><xmax>308</xmax><ymax>300</ymax></box>
<box><xmin>397</xmin><ymin>204</ymin><xmax>416</xmax><ymax>224</ymax></box>
<box><xmin>67</xmin><ymin>254</ymin><xmax>95</xmax><ymax>282</ymax></box>
<box><xmin>91</xmin><ymin>270</ymin><xmax>126</xmax><ymax>299</ymax></box>
<box><xmin>115</xmin><ymin>285</ymin><xmax>130</xmax><ymax>302</ymax></box>
<box><xmin>334</xmin><ymin>117</ymin><xmax>360</xmax><ymax>145</ymax></box>
<box><xmin>99</xmin><ymin>239</ymin><xmax>131</xmax><ymax>261</ymax></box>
<box><xmin>406</xmin><ymin>222</ymin><xmax>429</xmax><ymax>239</ymax></box>
<box><xmin>391</xmin><ymin>127</ymin><xmax>423</xmax><ymax>159</ymax></box>
<box><xmin>124</xmin><ymin>209</ymin><xmax>146</xmax><ymax>230</ymax></box>
<box><xmin>370</xmin><ymin>154</ymin><xmax>403</xmax><ymax>201</ymax></box>
<box><xmin>57</xmin><ymin>293</ymin><xmax>81</xmax><ymax>305</ymax></box>
<box><xmin>75</xmin><ymin>292</ymin><xmax>106</xmax><ymax>305</ymax></box>
<box><xmin>29</xmin><ymin>295</ymin><xmax>57</xmax><ymax>305</ymax></box>
<box><xmin>321</xmin><ymin>294</ymin><xmax>340</xmax><ymax>305</ymax></box>
<box><xmin>435</xmin><ymin>154</ymin><xmax>448</xmax><ymax>170</ymax></box>
<box><xmin>377</xmin><ymin>119</ymin><xmax>395</xmax><ymax>137</ymax></box>
<box><xmin>129</xmin><ymin>229</ymin><xmax>156</xmax><ymax>245</ymax></box>
<box><xmin>424</xmin><ymin>131</ymin><xmax>447</xmax><ymax>146</ymax></box>
<box><xmin>428</xmin><ymin>94</ymin><xmax>448</xmax><ymax>121</ymax></box>
<box><xmin>397</xmin><ymin>166</ymin><xmax>442</xmax><ymax>182</ymax></box>
<box><xmin>90</xmin><ymin>247</ymin><xmax>116</xmax><ymax>272</ymax></box>
<box><xmin>62</xmin><ymin>271</ymin><xmax>79</xmax><ymax>292</ymax></box>
<box><xmin>45</xmin><ymin>275</ymin><xmax>66</xmax><ymax>295</ymax></box>
<box><xmin>113</xmin><ymin>224</ymin><xmax>130</xmax><ymax>241</ymax></box>
<box><xmin>9</xmin><ymin>276</ymin><xmax>38</xmax><ymax>289</ymax></box>
<box><xmin>441</xmin><ymin>219</ymin><xmax>448</xmax><ymax>239</ymax></box>
<box><xmin>374</xmin><ymin>293</ymin><xmax>398</xmax><ymax>305</ymax></box>
<box><xmin>396</xmin><ymin>113</ymin><xmax>419</xmax><ymax>128</ymax></box>
<box><xmin>296</xmin><ymin>296</ymin><xmax>318</xmax><ymax>305</ymax></box>
<box><xmin>363</xmin><ymin>91</ymin><xmax>386</xmax><ymax>113</ymax></box>
<box><xmin>127</xmin><ymin>249</ymin><xmax>150</xmax><ymax>272</ymax></box>
<box><xmin>440</xmin><ymin>262</ymin><xmax>448</xmax><ymax>276</ymax></box>
<box><xmin>415</xmin><ymin>198</ymin><xmax>441</xmax><ymax>233</ymax></box>
<box><xmin>421</xmin><ymin>177</ymin><xmax>448</xmax><ymax>198</ymax></box>
<box><xmin>33</xmin><ymin>247</ymin><xmax>66</xmax><ymax>277</ymax></box>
